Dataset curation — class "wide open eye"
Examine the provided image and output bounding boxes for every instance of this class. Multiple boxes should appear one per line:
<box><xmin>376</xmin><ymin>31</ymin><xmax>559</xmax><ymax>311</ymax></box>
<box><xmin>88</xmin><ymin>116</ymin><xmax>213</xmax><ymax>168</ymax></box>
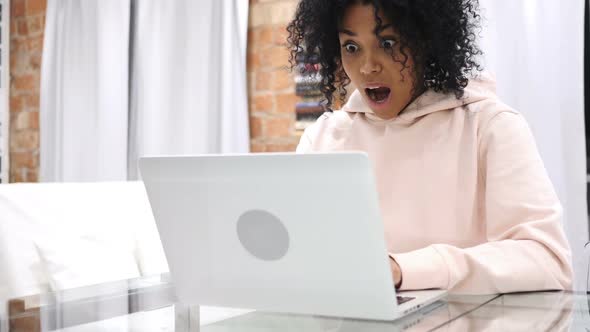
<box><xmin>380</xmin><ymin>39</ymin><xmax>396</xmax><ymax>50</ymax></box>
<box><xmin>343</xmin><ymin>42</ymin><xmax>359</xmax><ymax>54</ymax></box>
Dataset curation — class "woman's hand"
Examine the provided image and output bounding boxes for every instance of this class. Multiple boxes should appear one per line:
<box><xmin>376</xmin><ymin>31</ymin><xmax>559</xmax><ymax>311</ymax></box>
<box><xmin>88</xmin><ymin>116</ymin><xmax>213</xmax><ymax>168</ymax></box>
<box><xmin>389</xmin><ymin>256</ymin><xmax>402</xmax><ymax>289</ymax></box>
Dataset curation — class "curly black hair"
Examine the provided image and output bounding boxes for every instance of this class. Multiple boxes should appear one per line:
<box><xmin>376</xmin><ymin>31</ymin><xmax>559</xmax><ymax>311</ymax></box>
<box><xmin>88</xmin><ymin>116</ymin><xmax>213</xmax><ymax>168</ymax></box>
<box><xmin>287</xmin><ymin>0</ymin><xmax>483</xmax><ymax>108</ymax></box>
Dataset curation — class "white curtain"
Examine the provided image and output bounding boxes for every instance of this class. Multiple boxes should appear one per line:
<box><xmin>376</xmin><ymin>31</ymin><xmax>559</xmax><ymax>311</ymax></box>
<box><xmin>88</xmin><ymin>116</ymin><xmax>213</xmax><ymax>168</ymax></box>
<box><xmin>128</xmin><ymin>0</ymin><xmax>250</xmax><ymax>179</ymax></box>
<box><xmin>479</xmin><ymin>0</ymin><xmax>588</xmax><ymax>291</ymax></box>
<box><xmin>40</xmin><ymin>0</ymin><xmax>250</xmax><ymax>182</ymax></box>
<box><xmin>40</xmin><ymin>0</ymin><xmax>131</xmax><ymax>182</ymax></box>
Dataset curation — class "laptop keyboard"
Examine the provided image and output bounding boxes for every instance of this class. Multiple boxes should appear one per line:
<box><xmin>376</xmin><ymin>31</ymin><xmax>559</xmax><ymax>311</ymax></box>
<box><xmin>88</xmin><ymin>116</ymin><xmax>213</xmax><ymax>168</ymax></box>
<box><xmin>396</xmin><ymin>296</ymin><xmax>415</xmax><ymax>305</ymax></box>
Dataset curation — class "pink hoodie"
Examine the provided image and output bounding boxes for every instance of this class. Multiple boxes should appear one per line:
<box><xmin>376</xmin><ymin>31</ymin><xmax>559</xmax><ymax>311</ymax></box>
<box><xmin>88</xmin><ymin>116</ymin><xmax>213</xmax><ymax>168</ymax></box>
<box><xmin>296</xmin><ymin>73</ymin><xmax>573</xmax><ymax>294</ymax></box>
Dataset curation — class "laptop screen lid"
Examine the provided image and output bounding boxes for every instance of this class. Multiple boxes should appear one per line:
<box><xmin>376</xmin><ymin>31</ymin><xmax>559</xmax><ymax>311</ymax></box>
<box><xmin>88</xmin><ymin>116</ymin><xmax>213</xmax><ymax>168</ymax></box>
<box><xmin>139</xmin><ymin>152</ymin><xmax>399</xmax><ymax>320</ymax></box>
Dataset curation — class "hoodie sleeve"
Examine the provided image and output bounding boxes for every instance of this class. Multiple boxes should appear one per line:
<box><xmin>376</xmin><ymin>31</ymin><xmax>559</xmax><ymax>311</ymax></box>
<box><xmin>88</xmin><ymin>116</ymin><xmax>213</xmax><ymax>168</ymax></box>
<box><xmin>295</xmin><ymin>128</ymin><xmax>313</xmax><ymax>153</ymax></box>
<box><xmin>295</xmin><ymin>112</ymin><xmax>331</xmax><ymax>153</ymax></box>
<box><xmin>394</xmin><ymin>111</ymin><xmax>573</xmax><ymax>294</ymax></box>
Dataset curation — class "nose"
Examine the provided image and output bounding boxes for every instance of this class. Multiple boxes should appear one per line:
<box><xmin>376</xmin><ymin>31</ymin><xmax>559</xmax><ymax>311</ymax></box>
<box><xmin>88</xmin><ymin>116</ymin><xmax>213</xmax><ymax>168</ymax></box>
<box><xmin>360</xmin><ymin>52</ymin><xmax>382</xmax><ymax>75</ymax></box>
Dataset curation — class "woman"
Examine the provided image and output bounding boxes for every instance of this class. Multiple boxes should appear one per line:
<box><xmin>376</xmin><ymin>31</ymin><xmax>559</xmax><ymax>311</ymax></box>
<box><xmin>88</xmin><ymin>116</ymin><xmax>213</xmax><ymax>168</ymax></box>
<box><xmin>287</xmin><ymin>0</ymin><xmax>572</xmax><ymax>293</ymax></box>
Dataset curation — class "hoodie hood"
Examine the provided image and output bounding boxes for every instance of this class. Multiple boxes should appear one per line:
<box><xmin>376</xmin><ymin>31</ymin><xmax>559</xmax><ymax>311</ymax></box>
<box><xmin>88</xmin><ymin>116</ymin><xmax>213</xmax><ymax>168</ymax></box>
<box><xmin>341</xmin><ymin>71</ymin><xmax>498</xmax><ymax>122</ymax></box>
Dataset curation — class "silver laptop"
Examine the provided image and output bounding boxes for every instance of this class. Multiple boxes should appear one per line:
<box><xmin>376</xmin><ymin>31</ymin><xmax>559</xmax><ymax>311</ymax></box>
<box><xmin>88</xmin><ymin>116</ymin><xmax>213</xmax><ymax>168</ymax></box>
<box><xmin>139</xmin><ymin>152</ymin><xmax>446</xmax><ymax>321</ymax></box>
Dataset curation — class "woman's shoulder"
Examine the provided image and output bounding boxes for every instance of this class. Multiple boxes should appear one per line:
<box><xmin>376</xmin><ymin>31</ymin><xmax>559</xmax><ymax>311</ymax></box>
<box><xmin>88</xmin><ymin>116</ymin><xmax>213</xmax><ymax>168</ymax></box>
<box><xmin>296</xmin><ymin>110</ymin><xmax>355</xmax><ymax>153</ymax></box>
<box><xmin>305</xmin><ymin>109</ymin><xmax>355</xmax><ymax>133</ymax></box>
<box><xmin>463</xmin><ymin>96</ymin><xmax>522</xmax><ymax>133</ymax></box>
<box><xmin>458</xmin><ymin>72</ymin><xmax>524</xmax><ymax>130</ymax></box>
<box><xmin>465</xmin><ymin>98</ymin><xmax>538</xmax><ymax>161</ymax></box>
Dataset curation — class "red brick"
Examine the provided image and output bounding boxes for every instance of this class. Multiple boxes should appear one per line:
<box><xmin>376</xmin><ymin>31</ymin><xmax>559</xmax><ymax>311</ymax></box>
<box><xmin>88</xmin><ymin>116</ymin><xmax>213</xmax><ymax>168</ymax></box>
<box><xmin>10</xmin><ymin>44</ymin><xmax>30</xmax><ymax>73</ymax></box>
<box><xmin>10</xmin><ymin>41</ymin><xmax>28</xmax><ymax>56</ymax></box>
<box><xmin>257</xmin><ymin>26</ymin><xmax>273</xmax><ymax>48</ymax></box>
<box><xmin>29</xmin><ymin>51</ymin><xmax>42</xmax><ymax>69</ymax></box>
<box><xmin>266</xmin><ymin>143</ymin><xmax>298</xmax><ymax>152</ymax></box>
<box><xmin>248</xmin><ymin>27</ymin><xmax>266</xmax><ymax>49</ymax></box>
<box><xmin>10</xmin><ymin>169</ymin><xmax>25</xmax><ymax>183</ymax></box>
<box><xmin>274</xmin><ymin>25</ymin><xmax>289</xmax><ymax>45</ymax></box>
<box><xmin>11</xmin><ymin>0</ymin><xmax>26</xmax><ymax>18</ymax></box>
<box><xmin>26</xmin><ymin>0</ymin><xmax>46</xmax><ymax>16</ymax></box>
<box><xmin>255</xmin><ymin>71</ymin><xmax>271</xmax><ymax>91</ymax></box>
<box><xmin>16</xmin><ymin>19</ymin><xmax>28</xmax><ymax>35</ymax></box>
<box><xmin>260</xmin><ymin>46</ymin><xmax>290</xmax><ymax>69</ymax></box>
<box><xmin>26</xmin><ymin>168</ymin><xmax>38</xmax><ymax>182</ymax></box>
<box><xmin>26</xmin><ymin>15</ymin><xmax>44</xmax><ymax>35</ymax></box>
<box><xmin>265</xmin><ymin>117</ymin><xmax>292</xmax><ymax>138</ymax></box>
<box><xmin>29</xmin><ymin>111</ymin><xmax>39</xmax><ymax>129</ymax></box>
<box><xmin>8</xmin><ymin>0</ymin><xmax>46</xmax><ymax>183</ymax></box>
<box><xmin>249</xmin><ymin>116</ymin><xmax>264</xmax><ymax>138</ymax></box>
<box><xmin>14</xmin><ymin>111</ymin><xmax>30</xmax><ymax>130</ymax></box>
<box><xmin>274</xmin><ymin>93</ymin><xmax>299</xmax><ymax>114</ymax></box>
<box><xmin>247</xmin><ymin>72</ymin><xmax>255</xmax><ymax>94</ymax></box>
<box><xmin>10</xmin><ymin>95</ymin><xmax>23</xmax><ymax>112</ymax></box>
<box><xmin>247</xmin><ymin>29</ymin><xmax>255</xmax><ymax>47</ymax></box>
<box><xmin>27</xmin><ymin>35</ymin><xmax>44</xmax><ymax>53</ymax></box>
<box><xmin>252</xmin><ymin>95</ymin><xmax>272</xmax><ymax>112</ymax></box>
<box><xmin>10</xmin><ymin>130</ymin><xmax>39</xmax><ymax>150</ymax></box>
<box><xmin>11</xmin><ymin>151</ymin><xmax>36</xmax><ymax>169</ymax></box>
<box><xmin>247</xmin><ymin>50</ymin><xmax>260</xmax><ymax>72</ymax></box>
<box><xmin>250</xmin><ymin>142</ymin><xmax>265</xmax><ymax>153</ymax></box>
<box><xmin>272</xmin><ymin>69</ymin><xmax>293</xmax><ymax>90</ymax></box>
<box><xmin>25</xmin><ymin>94</ymin><xmax>40</xmax><ymax>109</ymax></box>
<box><xmin>13</xmin><ymin>74</ymin><xmax>36</xmax><ymax>91</ymax></box>
<box><xmin>9</xmin><ymin>48</ymin><xmax>18</xmax><ymax>70</ymax></box>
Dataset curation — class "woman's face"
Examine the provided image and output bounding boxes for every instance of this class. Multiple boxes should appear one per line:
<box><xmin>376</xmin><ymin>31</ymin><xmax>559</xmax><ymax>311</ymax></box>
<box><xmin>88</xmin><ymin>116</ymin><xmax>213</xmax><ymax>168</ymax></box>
<box><xmin>338</xmin><ymin>4</ymin><xmax>419</xmax><ymax>119</ymax></box>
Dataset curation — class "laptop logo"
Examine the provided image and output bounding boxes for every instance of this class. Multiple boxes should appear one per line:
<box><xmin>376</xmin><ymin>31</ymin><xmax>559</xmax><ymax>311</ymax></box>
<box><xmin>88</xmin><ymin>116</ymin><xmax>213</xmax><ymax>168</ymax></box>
<box><xmin>236</xmin><ymin>210</ymin><xmax>290</xmax><ymax>261</ymax></box>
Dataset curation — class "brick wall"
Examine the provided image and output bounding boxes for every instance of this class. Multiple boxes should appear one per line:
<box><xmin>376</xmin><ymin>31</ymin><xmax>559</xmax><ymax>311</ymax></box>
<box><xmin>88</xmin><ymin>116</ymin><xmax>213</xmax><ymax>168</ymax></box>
<box><xmin>247</xmin><ymin>0</ymin><xmax>301</xmax><ymax>153</ymax></box>
<box><xmin>9</xmin><ymin>0</ymin><xmax>45</xmax><ymax>182</ymax></box>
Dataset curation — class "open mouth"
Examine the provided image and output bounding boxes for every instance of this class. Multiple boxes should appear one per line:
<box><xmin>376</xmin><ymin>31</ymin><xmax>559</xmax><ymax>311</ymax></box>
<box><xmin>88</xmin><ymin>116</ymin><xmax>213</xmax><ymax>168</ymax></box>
<box><xmin>365</xmin><ymin>87</ymin><xmax>391</xmax><ymax>104</ymax></box>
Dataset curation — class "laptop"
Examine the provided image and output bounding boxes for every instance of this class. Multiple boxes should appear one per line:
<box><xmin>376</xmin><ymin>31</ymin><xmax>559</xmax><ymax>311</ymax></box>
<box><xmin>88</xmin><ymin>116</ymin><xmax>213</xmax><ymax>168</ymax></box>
<box><xmin>139</xmin><ymin>152</ymin><xmax>447</xmax><ymax>321</ymax></box>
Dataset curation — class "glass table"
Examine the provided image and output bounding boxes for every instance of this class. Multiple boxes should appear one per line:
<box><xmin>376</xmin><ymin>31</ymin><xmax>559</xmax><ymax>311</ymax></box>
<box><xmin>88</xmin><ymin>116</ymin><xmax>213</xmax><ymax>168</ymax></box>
<box><xmin>1</xmin><ymin>274</ymin><xmax>587</xmax><ymax>331</ymax></box>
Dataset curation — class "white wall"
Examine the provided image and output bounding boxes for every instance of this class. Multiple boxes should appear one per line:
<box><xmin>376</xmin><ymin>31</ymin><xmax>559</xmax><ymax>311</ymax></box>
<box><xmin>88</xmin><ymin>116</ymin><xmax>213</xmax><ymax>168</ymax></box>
<box><xmin>479</xmin><ymin>0</ymin><xmax>588</xmax><ymax>291</ymax></box>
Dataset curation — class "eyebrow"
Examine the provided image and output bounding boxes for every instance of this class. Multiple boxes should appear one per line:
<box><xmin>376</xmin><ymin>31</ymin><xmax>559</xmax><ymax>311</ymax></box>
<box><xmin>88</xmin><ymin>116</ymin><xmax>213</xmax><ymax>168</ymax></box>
<box><xmin>338</xmin><ymin>23</ymin><xmax>394</xmax><ymax>37</ymax></box>
<box><xmin>338</xmin><ymin>28</ymin><xmax>357</xmax><ymax>36</ymax></box>
<box><xmin>376</xmin><ymin>23</ymin><xmax>393</xmax><ymax>34</ymax></box>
